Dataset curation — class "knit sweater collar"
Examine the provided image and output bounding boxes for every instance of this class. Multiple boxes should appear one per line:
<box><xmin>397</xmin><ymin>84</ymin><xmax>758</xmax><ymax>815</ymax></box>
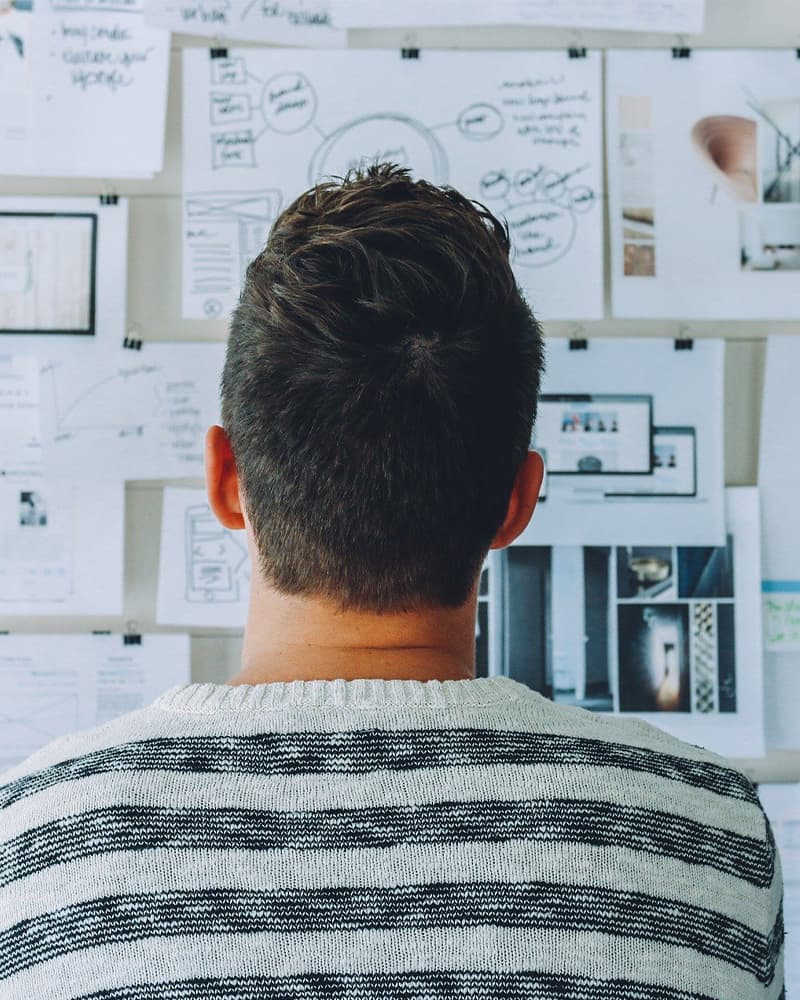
<box><xmin>155</xmin><ymin>676</ymin><xmax>536</xmax><ymax>712</ymax></box>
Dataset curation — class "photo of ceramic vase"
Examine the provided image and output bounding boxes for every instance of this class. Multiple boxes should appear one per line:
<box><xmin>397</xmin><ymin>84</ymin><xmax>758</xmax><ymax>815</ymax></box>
<box><xmin>690</xmin><ymin>115</ymin><xmax>758</xmax><ymax>202</ymax></box>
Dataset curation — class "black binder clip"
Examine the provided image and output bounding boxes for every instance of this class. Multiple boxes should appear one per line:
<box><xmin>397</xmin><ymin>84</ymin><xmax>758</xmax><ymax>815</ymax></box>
<box><xmin>401</xmin><ymin>48</ymin><xmax>419</xmax><ymax>59</ymax></box>
<box><xmin>568</xmin><ymin>47</ymin><xmax>587</xmax><ymax>59</ymax></box>
<box><xmin>124</xmin><ymin>634</ymin><xmax>142</xmax><ymax>646</ymax></box>
<box><xmin>99</xmin><ymin>194</ymin><xmax>118</xmax><ymax>205</ymax></box>
<box><xmin>123</xmin><ymin>336</ymin><xmax>142</xmax><ymax>351</ymax></box>
<box><xmin>569</xmin><ymin>338</ymin><xmax>588</xmax><ymax>351</ymax></box>
<box><xmin>671</xmin><ymin>47</ymin><xmax>691</xmax><ymax>58</ymax></box>
<box><xmin>210</xmin><ymin>47</ymin><xmax>228</xmax><ymax>59</ymax></box>
<box><xmin>674</xmin><ymin>337</ymin><xmax>694</xmax><ymax>351</ymax></box>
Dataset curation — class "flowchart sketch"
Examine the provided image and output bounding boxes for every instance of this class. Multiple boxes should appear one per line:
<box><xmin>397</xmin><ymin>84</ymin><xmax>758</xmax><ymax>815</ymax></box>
<box><xmin>330</xmin><ymin>0</ymin><xmax>705</xmax><ymax>32</ymax></box>
<box><xmin>158</xmin><ymin>487</ymin><xmax>251</xmax><ymax>627</ymax></box>
<box><xmin>182</xmin><ymin>48</ymin><xmax>604</xmax><ymax>321</ymax></box>
<box><xmin>0</xmin><ymin>196</ymin><xmax>126</xmax><ymax>350</ymax></box>
<box><xmin>607</xmin><ymin>49</ymin><xmax>800</xmax><ymax>319</ymax></box>
<box><xmin>39</xmin><ymin>341</ymin><xmax>226</xmax><ymax>481</ymax></box>
<box><xmin>145</xmin><ymin>0</ymin><xmax>344</xmax><ymax>46</ymax></box>
<box><xmin>0</xmin><ymin>633</ymin><xmax>190</xmax><ymax>774</ymax></box>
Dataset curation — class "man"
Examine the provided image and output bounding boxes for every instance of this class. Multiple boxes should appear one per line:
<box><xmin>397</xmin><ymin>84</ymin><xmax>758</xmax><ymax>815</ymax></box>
<box><xmin>0</xmin><ymin>164</ymin><xmax>784</xmax><ymax>999</ymax></box>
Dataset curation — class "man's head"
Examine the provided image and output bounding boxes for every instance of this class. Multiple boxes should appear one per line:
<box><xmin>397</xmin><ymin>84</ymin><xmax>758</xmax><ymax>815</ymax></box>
<box><xmin>211</xmin><ymin>163</ymin><xmax>545</xmax><ymax>613</ymax></box>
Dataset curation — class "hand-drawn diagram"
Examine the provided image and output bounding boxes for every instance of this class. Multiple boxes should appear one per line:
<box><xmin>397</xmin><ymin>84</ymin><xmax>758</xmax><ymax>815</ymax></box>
<box><xmin>183</xmin><ymin>50</ymin><xmax>604</xmax><ymax>320</ymax></box>
<box><xmin>185</xmin><ymin>502</ymin><xmax>249</xmax><ymax>603</ymax></box>
<box><xmin>0</xmin><ymin>694</ymin><xmax>79</xmax><ymax>755</ymax></box>
<box><xmin>39</xmin><ymin>343</ymin><xmax>225</xmax><ymax>480</ymax></box>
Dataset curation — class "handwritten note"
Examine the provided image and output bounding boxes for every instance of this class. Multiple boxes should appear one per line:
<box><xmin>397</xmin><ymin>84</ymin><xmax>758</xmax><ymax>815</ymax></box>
<box><xmin>13</xmin><ymin>0</ymin><xmax>170</xmax><ymax>177</ymax></box>
<box><xmin>764</xmin><ymin>591</ymin><xmax>800</xmax><ymax>652</ymax></box>
<box><xmin>183</xmin><ymin>49</ymin><xmax>603</xmax><ymax>321</ymax></box>
<box><xmin>144</xmin><ymin>0</ymin><xmax>344</xmax><ymax>46</ymax></box>
<box><xmin>39</xmin><ymin>342</ymin><xmax>226</xmax><ymax>481</ymax></box>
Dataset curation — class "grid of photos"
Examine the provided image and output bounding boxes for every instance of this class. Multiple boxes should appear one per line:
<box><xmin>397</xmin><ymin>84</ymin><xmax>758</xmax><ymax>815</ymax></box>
<box><xmin>504</xmin><ymin>535</ymin><xmax>736</xmax><ymax>715</ymax></box>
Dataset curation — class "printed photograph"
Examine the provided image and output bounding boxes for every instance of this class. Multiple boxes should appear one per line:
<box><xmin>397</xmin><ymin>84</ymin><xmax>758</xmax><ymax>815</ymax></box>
<box><xmin>617</xmin><ymin>546</ymin><xmax>675</xmax><ymax>600</ymax></box>
<box><xmin>677</xmin><ymin>534</ymin><xmax>734</xmax><ymax>599</ymax></box>
<box><xmin>739</xmin><ymin>205</ymin><xmax>800</xmax><ymax>271</ymax></box>
<box><xmin>19</xmin><ymin>489</ymin><xmax>46</xmax><ymax>527</ymax></box>
<box><xmin>617</xmin><ymin>603</ymin><xmax>691</xmax><ymax>712</ymax></box>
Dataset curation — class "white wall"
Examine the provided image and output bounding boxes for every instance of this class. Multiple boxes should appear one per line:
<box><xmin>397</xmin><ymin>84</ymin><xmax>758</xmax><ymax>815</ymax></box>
<box><xmin>1</xmin><ymin>0</ymin><xmax>799</xmax><ymax>780</ymax></box>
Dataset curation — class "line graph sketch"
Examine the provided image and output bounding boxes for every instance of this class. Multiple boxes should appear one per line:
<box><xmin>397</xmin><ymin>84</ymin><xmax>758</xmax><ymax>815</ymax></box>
<box><xmin>183</xmin><ymin>49</ymin><xmax>604</xmax><ymax>320</ymax></box>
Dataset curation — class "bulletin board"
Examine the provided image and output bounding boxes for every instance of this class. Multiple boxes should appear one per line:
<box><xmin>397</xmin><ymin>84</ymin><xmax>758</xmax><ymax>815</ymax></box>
<box><xmin>1</xmin><ymin>0</ymin><xmax>799</xmax><ymax>781</ymax></box>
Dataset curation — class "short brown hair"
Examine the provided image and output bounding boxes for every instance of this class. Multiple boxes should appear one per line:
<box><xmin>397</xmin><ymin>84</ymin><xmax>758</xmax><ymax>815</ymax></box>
<box><xmin>221</xmin><ymin>163</ymin><xmax>544</xmax><ymax>611</ymax></box>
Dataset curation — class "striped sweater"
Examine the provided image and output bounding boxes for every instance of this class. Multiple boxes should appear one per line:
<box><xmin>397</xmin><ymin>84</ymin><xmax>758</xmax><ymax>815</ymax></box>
<box><xmin>0</xmin><ymin>676</ymin><xmax>785</xmax><ymax>1000</ymax></box>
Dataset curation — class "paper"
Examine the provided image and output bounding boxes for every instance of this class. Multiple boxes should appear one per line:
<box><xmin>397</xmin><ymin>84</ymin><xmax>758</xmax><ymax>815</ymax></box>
<box><xmin>0</xmin><ymin>196</ymin><xmax>127</xmax><ymax>351</ymax></box>
<box><xmin>182</xmin><ymin>48</ymin><xmax>603</xmax><ymax>321</ymax></box>
<box><xmin>331</xmin><ymin>0</ymin><xmax>705</xmax><ymax>33</ymax></box>
<box><xmin>39</xmin><ymin>341</ymin><xmax>226</xmax><ymax>481</ymax></box>
<box><xmin>607</xmin><ymin>50</ymin><xmax>800</xmax><ymax>319</ymax></box>
<box><xmin>503</xmin><ymin>488</ymin><xmax>764</xmax><ymax>758</ymax></box>
<box><xmin>757</xmin><ymin>783</ymin><xmax>799</xmax><ymax>995</ymax></box>
<box><xmin>0</xmin><ymin>8</ymin><xmax>33</xmax><ymax>172</ymax></box>
<box><xmin>157</xmin><ymin>487</ymin><xmax>251</xmax><ymax>628</ymax></box>
<box><xmin>144</xmin><ymin>0</ymin><xmax>344</xmax><ymax>46</ymax></box>
<box><xmin>523</xmin><ymin>337</ymin><xmax>725</xmax><ymax>547</ymax></box>
<box><xmin>0</xmin><ymin>353</ymin><xmax>40</xmax><ymax>478</ymax></box>
<box><xmin>759</xmin><ymin>337</ymin><xmax>800</xmax><ymax>750</ymax></box>
<box><xmin>0</xmin><ymin>0</ymin><xmax>169</xmax><ymax>178</ymax></box>
<box><xmin>0</xmin><ymin>634</ymin><xmax>190</xmax><ymax>774</ymax></box>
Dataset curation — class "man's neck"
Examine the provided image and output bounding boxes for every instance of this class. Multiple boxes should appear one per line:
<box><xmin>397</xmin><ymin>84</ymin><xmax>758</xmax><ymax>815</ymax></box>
<box><xmin>228</xmin><ymin>575</ymin><xmax>478</xmax><ymax>686</ymax></box>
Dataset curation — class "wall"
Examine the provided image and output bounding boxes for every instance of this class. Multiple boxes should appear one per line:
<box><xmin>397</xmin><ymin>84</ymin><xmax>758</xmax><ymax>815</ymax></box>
<box><xmin>2</xmin><ymin>0</ymin><xmax>799</xmax><ymax>780</ymax></box>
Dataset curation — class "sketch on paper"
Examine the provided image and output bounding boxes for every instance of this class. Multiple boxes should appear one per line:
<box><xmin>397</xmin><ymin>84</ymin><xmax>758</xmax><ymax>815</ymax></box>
<box><xmin>185</xmin><ymin>502</ymin><xmax>249</xmax><ymax>603</ymax></box>
<box><xmin>144</xmin><ymin>0</ymin><xmax>342</xmax><ymax>46</ymax></box>
<box><xmin>183</xmin><ymin>49</ymin><xmax>604</xmax><ymax>320</ymax></box>
<box><xmin>39</xmin><ymin>343</ymin><xmax>225</xmax><ymax>481</ymax></box>
<box><xmin>0</xmin><ymin>212</ymin><xmax>97</xmax><ymax>335</ymax></box>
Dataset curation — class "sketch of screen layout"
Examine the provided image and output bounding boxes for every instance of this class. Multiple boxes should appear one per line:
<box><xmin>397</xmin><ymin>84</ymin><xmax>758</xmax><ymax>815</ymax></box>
<box><xmin>535</xmin><ymin>393</ymin><xmax>653</xmax><ymax>475</ymax></box>
<box><xmin>605</xmin><ymin>426</ymin><xmax>697</xmax><ymax>498</ymax></box>
<box><xmin>0</xmin><ymin>212</ymin><xmax>97</xmax><ymax>335</ymax></box>
<box><xmin>185</xmin><ymin>503</ymin><xmax>249</xmax><ymax>603</ymax></box>
<box><xmin>184</xmin><ymin>190</ymin><xmax>281</xmax><ymax>319</ymax></box>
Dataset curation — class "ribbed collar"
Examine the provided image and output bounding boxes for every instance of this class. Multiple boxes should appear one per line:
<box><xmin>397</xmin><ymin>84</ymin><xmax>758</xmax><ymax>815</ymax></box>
<box><xmin>155</xmin><ymin>676</ymin><xmax>538</xmax><ymax>712</ymax></box>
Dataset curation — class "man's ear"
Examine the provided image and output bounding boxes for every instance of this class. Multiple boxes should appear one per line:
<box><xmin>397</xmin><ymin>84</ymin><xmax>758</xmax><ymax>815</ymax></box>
<box><xmin>489</xmin><ymin>450</ymin><xmax>544</xmax><ymax>550</ymax></box>
<box><xmin>205</xmin><ymin>425</ymin><xmax>246</xmax><ymax>530</ymax></box>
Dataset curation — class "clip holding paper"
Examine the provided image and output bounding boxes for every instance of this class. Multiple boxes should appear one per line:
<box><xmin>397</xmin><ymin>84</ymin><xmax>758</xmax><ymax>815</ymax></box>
<box><xmin>401</xmin><ymin>48</ymin><xmax>420</xmax><ymax>59</ymax></box>
<box><xmin>674</xmin><ymin>338</ymin><xmax>694</xmax><ymax>350</ymax></box>
<box><xmin>671</xmin><ymin>47</ymin><xmax>691</xmax><ymax>59</ymax></box>
<box><xmin>568</xmin><ymin>47</ymin><xmax>587</xmax><ymax>59</ymax></box>
<box><xmin>99</xmin><ymin>194</ymin><xmax>118</xmax><ymax>206</ymax></box>
<box><xmin>123</xmin><ymin>634</ymin><xmax>142</xmax><ymax>646</ymax></box>
<box><xmin>569</xmin><ymin>338</ymin><xmax>588</xmax><ymax>351</ymax></box>
<box><xmin>210</xmin><ymin>47</ymin><xmax>228</xmax><ymax>59</ymax></box>
<box><xmin>123</xmin><ymin>336</ymin><xmax>143</xmax><ymax>351</ymax></box>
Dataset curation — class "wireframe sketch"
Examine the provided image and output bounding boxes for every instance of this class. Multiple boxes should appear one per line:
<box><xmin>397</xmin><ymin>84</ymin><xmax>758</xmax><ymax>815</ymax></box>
<box><xmin>183</xmin><ymin>50</ymin><xmax>604</xmax><ymax>319</ymax></box>
<box><xmin>185</xmin><ymin>502</ymin><xmax>249</xmax><ymax>603</ymax></box>
<box><xmin>0</xmin><ymin>212</ymin><xmax>96</xmax><ymax>334</ymax></box>
<box><xmin>184</xmin><ymin>189</ymin><xmax>280</xmax><ymax>318</ymax></box>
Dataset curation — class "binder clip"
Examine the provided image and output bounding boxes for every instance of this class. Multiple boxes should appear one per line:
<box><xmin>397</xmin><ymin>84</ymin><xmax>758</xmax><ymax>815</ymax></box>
<box><xmin>569</xmin><ymin>338</ymin><xmax>588</xmax><ymax>350</ymax></box>
<box><xmin>124</xmin><ymin>634</ymin><xmax>142</xmax><ymax>646</ymax></box>
<box><xmin>210</xmin><ymin>47</ymin><xmax>228</xmax><ymax>59</ymax></box>
<box><xmin>671</xmin><ymin>47</ymin><xmax>691</xmax><ymax>58</ymax></box>
<box><xmin>568</xmin><ymin>47</ymin><xmax>587</xmax><ymax>59</ymax></box>
<box><xmin>401</xmin><ymin>48</ymin><xmax>420</xmax><ymax>59</ymax></box>
<box><xmin>99</xmin><ymin>194</ymin><xmax>118</xmax><ymax>206</ymax></box>
<box><xmin>123</xmin><ymin>336</ymin><xmax>143</xmax><ymax>351</ymax></box>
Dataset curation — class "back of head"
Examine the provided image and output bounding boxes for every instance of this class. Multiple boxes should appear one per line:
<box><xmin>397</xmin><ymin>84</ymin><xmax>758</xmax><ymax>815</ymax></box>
<box><xmin>221</xmin><ymin>163</ymin><xmax>545</xmax><ymax>612</ymax></box>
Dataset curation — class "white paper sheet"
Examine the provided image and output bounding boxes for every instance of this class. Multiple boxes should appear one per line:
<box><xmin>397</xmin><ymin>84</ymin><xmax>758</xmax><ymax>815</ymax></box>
<box><xmin>182</xmin><ymin>48</ymin><xmax>603</xmax><ymax>321</ymax></box>
<box><xmin>0</xmin><ymin>633</ymin><xmax>190</xmax><ymax>774</ymax></box>
<box><xmin>157</xmin><ymin>487</ymin><xmax>250</xmax><ymax>628</ymax></box>
<box><xmin>145</xmin><ymin>0</ymin><xmax>344</xmax><ymax>46</ymax></box>
<box><xmin>757</xmin><ymin>782</ymin><xmax>800</xmax><ymax>996</ymax></box>
<box><xmin>0</xmin><ymin>353</ymin><xmax>40</xmax><ymax>478</ymax></box>
<box><xmin>0</xmin><ymin>196</ymin><xmax>127</xmax><ymax>352</ymax></box>
<box><xmin>0</xmin><ymin>0</ymin><xmax>169</xmax><ymax>178</ymax></box>
<box><xmin>39</xmin><ymin>341</ymin><xmax>226</xmax><ymax>481</ymax></box>
<box><xmin>759</xmin><ymin>336</ymin><xmax>800</xmax><ymax>751</ymax></box>
<box><xmin>504</xmin><ymin>488</ymin><xmax>764</xmax><ymax>758</ymax></box>
<box><xmin>331</xmin><ymin>0</ymin><xmax>705</xmax><ymax>33</ymax></box>
<box><xmin>606</xmin><ymin>50</ymin><xmax>800</xmax><ymax>319</ymax></box>
<box><xmin>521</xmin><ymin>337</ymin><xmax>726</xmax><ymax>547</ymax></box>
